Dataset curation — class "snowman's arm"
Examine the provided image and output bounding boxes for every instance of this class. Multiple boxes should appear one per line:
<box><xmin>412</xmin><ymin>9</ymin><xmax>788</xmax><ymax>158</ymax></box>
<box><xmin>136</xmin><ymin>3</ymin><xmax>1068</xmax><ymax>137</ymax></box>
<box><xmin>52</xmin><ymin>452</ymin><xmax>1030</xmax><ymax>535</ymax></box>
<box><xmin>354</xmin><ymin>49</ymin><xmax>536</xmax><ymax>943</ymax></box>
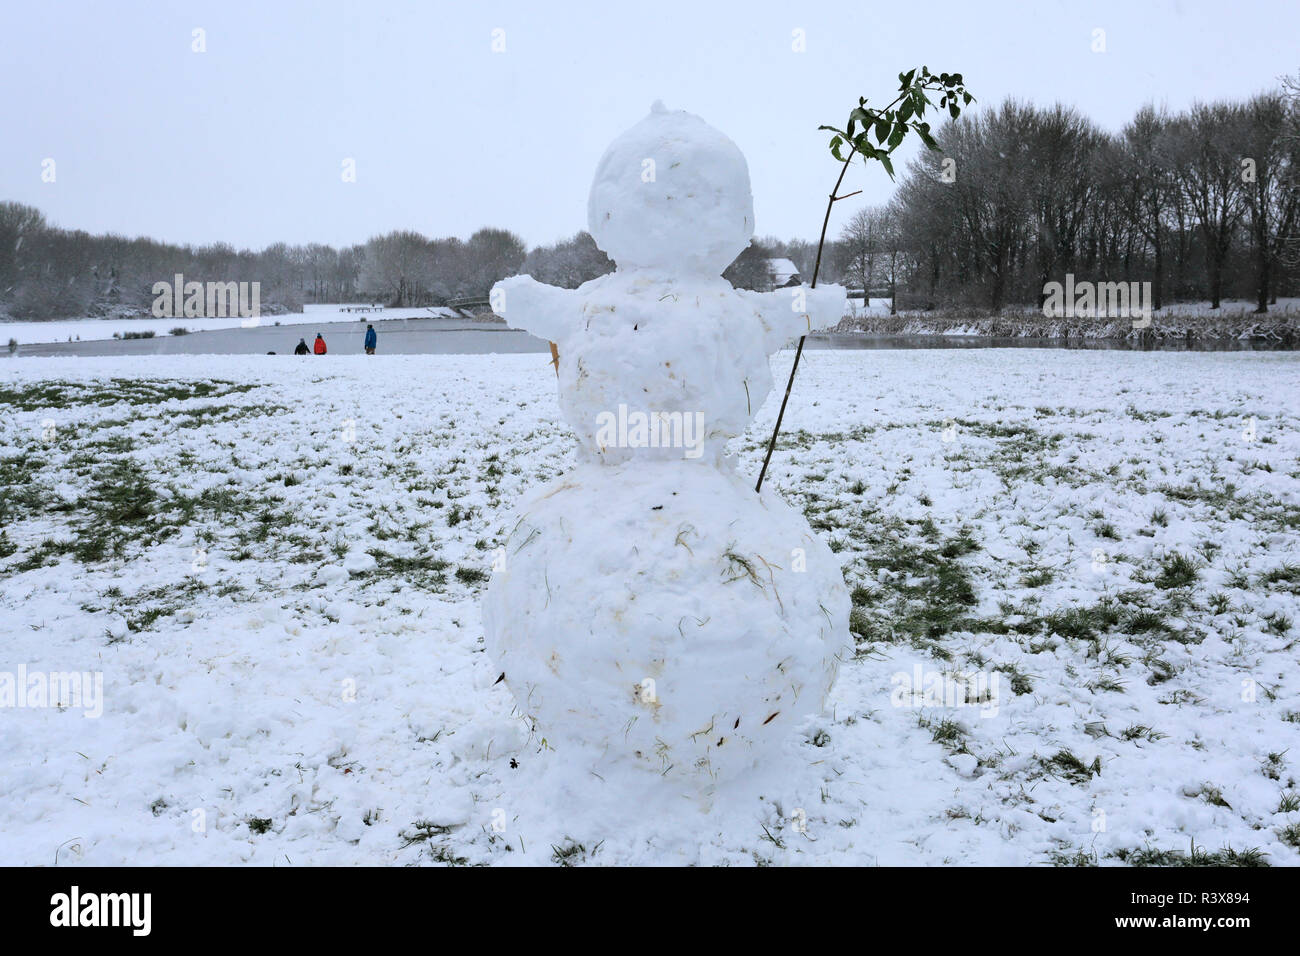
<box><xmin>741</xmin><ymin>283</ymin><xmax>848</xmax><ymax>351</ymax></box>
<box><xmin>491</xmin><ymin>275</ymin><xmax>575</xmax><ymax>344</ymax></box>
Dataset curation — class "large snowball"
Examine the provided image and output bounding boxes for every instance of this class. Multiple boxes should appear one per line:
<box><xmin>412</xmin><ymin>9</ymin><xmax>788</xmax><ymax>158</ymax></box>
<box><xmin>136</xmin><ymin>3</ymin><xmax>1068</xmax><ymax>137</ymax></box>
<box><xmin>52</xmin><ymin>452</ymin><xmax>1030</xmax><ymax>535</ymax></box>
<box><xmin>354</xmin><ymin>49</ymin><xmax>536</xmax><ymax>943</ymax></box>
<box><xmin>587</xmin><ymin>102</ymin><xmax>755</xmax><ymax>275</ymax></box>
<box><xmin>483</xmin><ymin>461</ymin><xmax>850</xmax><ymax>790</ymax></box>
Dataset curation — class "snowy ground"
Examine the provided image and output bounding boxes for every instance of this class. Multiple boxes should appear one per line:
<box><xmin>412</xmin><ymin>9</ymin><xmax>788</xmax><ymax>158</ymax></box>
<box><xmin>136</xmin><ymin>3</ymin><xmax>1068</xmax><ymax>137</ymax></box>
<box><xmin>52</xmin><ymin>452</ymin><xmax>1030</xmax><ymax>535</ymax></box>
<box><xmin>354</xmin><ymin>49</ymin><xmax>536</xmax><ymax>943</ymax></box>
<box><xmin>1</xmin><ymin>349</ymin><xmax>1298</xmax><ymax>866</ymax></box>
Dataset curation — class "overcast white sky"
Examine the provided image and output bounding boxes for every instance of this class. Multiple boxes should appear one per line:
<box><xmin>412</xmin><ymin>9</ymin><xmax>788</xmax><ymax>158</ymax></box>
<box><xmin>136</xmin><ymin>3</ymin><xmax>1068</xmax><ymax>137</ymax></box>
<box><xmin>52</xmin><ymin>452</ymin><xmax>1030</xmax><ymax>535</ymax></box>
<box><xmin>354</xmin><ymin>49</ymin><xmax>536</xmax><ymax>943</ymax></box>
<box><xmin>2</xmin><ymin>0</ymin><xmax>1297</xmax><ymax>251</ymax></box>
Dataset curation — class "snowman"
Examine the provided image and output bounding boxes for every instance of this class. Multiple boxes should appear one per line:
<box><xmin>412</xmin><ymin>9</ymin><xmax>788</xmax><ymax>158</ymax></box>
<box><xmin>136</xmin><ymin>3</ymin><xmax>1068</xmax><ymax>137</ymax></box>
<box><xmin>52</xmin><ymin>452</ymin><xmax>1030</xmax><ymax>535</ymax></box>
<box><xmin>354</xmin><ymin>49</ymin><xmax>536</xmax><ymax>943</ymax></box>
<box><xmin>485</xmin><ymin>102</ymin><xmax>849</xmax><ymax>801</ymax></box>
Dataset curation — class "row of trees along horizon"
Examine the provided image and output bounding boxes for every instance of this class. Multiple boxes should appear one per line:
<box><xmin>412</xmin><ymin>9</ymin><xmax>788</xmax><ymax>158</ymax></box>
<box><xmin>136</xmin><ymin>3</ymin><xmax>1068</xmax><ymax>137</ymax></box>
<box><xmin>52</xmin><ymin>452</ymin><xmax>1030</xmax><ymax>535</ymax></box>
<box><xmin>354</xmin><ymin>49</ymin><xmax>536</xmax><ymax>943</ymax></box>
<box><xmin>2</xmin><ymin>85</ymin><xmax>1297</xmax><ymax>322</ymax></box>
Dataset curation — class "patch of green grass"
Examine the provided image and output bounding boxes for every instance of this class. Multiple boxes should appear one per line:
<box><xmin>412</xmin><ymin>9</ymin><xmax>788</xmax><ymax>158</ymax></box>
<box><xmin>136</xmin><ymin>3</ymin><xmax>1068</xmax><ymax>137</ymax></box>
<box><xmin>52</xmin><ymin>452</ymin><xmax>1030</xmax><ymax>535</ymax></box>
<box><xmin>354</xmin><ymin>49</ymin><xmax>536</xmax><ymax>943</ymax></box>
<box><xmin>1020</xmin><ymin>568</ymin><xmax>1054</xmax><ymax>588</ymax></box>
<box><xmin>844</xmin><ymin>525</ymin><xmax>981</xmax><ymax>649</ymax></box>
<box><xmin>1278</xmin><ymin>824</ymin><xmax>1300</xmax><ymax>850</ymax></box>
<box><xmin>1207</xmin><ymin>592</ymin><xmax>1232</xmax><ymax>615</ymax></box>
<box><xmin>0</xmin><ymin>378</ymin><xmax>259</xmax><ymax>412</ymax></box>
<box><xmin>1156</xmin><ymin>482</ymin><xmax>1236</xmax><ymax>507</ymax></box>
<box><xmin>367</xmin><ymin>550</ymin><xmax>450</xmax><ymax>591</ymax></box>
<box><xmin>928</xmin><ymin>717</ymin><xmax>966</xmax><ymax>746</ymax></box>
<box><xmin>429</xmin><ymin>846</ymin><xmax>471</xmax><ymax>866</ymax></box>
<box><xmin>1123</xmin><ymin>608</ymin><xmax>1171</xmax><ymax>635</ymax></box>
<box><xmin>1153</xmin><ymin>552</ymin><xmax>1200</xmax><ymax>590</ymax></box>
<box><xmin>400</xmin><ymin>820</ymin><xmax>454</xmax><ymax>842</ymax></box>
<box><xmin>1085</xmin><ymin>674</ymin><xmax>1126</xmax><ymax>694</ymax></box>
<box><xmin>10</xmin><ymin>537</ymin><xmax>76</xmax><ymax>572</ymax></box>
<box><xmin>454</xmin><ymin>566</ymin><xmax>488</xmax><ymax>586</ymax></box>
<box><xmin>1262</xmin><ymin>564</ymin><xmax>1300</xmax><ymax>594</ymax></box>
<box><xmin>849</xmin><ymin>584</ymin><xmax>878</xmax><ymax>606</ymax></box>
<box><xmin>1262</xmin><ymin>752</ymin><xmax>1286</xmax><ymax>780</ymax></box>
<box><xmin>1043</xmin><ymin>601</ymin><xmax>1120</xmax><ymax>643</ymax></box>
<box><xmin>1119</xmin><ymin>724</ymin><xmax>1166</xmax><ymax>743</ymax></box>
<box><xmin>1042</xmin><ymin>749</ymin><xmax>1102</xmax><ymax>785</ymax></box>
<box><xmin>550</xmin><ymin>839</ymin><xmax>589</xmax><ymax>866</ymax></box>
<box><xmin>1112</xmin><ymin>843</ymin><xmax>1268</xmax><ymax>867</ymax></box>
<box><xmin>1050</xmin><ymin>848</ymin><xmax>1100</xmax><ymax>867</ymax></box>
<box><xmin>995</xmin><ymin>663</ymin><xmax>1034</xmax><ymax>695</ymax></box>
<box><xmin>0</xmin><ymin>453</ymin><xmax>53</xmax><ymax>523</ymax></box>
<box><xmin>1262</xmin><ymin>611</ymin><xmax>1292</xmax><ymax>636</ymax></box>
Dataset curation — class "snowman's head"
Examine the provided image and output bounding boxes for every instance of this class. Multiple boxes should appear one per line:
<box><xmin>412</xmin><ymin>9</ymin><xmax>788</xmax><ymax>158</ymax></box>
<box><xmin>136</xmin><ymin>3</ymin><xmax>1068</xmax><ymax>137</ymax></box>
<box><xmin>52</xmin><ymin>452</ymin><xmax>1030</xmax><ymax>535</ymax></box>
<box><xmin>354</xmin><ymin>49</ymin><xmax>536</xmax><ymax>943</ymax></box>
<box><xmin>587</xmin><ymin>102</ymin><xmax>754</xmax><ymax>275</ymax></box>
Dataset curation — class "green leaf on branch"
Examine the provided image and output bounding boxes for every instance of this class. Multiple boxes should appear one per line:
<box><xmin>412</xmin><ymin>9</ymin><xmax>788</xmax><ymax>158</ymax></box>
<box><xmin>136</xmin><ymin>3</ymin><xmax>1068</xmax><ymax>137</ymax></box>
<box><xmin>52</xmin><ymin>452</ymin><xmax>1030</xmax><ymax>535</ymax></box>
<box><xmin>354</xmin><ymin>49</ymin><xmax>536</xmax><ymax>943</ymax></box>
<box><xmin>821</xmin><ymin>66</ymin><xmax>974</xmax><ymax>167</ymax></box>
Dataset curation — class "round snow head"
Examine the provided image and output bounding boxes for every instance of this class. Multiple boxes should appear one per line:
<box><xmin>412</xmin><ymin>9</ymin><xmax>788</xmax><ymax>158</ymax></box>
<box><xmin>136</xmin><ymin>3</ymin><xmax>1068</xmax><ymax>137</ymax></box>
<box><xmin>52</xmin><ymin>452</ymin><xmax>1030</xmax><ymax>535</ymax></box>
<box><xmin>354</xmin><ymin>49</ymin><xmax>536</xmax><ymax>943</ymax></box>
<box><xmin>587</xmin><ymin>102</ymin><xmax>755</xmax><ymax>275</ymax></box>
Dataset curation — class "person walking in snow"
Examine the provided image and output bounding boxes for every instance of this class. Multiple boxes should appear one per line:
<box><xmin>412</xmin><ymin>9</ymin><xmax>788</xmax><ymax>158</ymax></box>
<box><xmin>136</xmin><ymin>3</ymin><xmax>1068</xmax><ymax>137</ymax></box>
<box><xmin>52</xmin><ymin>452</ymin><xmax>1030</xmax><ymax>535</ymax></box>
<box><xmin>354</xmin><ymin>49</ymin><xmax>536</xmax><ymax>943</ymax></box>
<box><xmin>294</xmin><ymin>338</ymin><xmax>310</xmax><ymax>355</ymax></box>
<box><xmin>364</xmin><ymin>324</ymin><xmax>377</xmax><ymax>355</ymax></box>
<box><xmin>313</xmin><ymin>333</ymin><xmax>327</xmax><ymax>355</ymax></box>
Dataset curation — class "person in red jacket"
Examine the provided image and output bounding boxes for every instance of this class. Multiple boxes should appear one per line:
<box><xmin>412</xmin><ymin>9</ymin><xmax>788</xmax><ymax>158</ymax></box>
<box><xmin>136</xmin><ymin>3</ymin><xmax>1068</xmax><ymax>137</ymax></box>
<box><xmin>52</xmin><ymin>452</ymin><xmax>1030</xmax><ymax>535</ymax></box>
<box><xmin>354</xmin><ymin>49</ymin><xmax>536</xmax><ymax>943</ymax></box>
<box><xmin>313</xmin><ymin>333</ymin><xmax>327</xmax><ymax>355</ymax></box>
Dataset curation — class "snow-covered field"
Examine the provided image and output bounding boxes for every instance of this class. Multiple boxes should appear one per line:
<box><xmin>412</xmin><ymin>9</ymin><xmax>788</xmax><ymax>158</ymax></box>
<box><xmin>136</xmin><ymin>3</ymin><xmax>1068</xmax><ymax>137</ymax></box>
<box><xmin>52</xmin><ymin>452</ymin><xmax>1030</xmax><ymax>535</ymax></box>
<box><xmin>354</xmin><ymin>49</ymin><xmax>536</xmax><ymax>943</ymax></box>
<box><xmin>1</xmin><ymin>349</ymin><xmax>1298</xmax><ymax>866</ymax></box>
<box><xmin>0</xmin><ymin>304</ymin><xmax>460</xmax><ymax>347</ymax></box>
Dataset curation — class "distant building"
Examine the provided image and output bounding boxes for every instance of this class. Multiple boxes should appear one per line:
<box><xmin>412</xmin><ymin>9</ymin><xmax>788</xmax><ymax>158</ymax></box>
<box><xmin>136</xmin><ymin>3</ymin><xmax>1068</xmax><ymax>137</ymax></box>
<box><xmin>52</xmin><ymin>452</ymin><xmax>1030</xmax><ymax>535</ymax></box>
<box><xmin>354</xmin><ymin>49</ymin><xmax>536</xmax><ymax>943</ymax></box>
<box><xmin>765</xmin><ymin>258</ymin><xmax>802</xmax><ymax>291</ymax></box>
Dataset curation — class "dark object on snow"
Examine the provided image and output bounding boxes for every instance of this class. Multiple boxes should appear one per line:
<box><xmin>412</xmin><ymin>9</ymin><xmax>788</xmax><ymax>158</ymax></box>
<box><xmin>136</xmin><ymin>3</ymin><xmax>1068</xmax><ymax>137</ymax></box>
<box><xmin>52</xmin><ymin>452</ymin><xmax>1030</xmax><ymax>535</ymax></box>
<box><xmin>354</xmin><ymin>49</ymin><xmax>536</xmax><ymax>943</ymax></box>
<box><xmin>266</xmin><ymin>351</ymin><xmax>276</xmax><ymax>355</ymax></box>
<box><xmin>294</xmin><ymin>338</ymin><xmax>309</xmax><ymax>355</ymax></box>
<box><xmin>364</xmin><ymin>324</ymin><xmax>377</xmax><ymax>354</ymax></box>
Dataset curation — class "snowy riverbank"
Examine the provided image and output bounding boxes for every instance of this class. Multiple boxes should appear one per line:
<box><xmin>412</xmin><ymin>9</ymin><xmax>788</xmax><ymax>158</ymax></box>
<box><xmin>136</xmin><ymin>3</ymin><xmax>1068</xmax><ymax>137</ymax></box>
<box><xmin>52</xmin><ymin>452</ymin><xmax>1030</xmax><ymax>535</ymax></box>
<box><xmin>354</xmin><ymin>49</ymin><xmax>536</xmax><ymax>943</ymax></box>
<box><xmin>835</xmin><ymin>298</ymin><xmax>1300</xmax><ymax>342</ymax></box>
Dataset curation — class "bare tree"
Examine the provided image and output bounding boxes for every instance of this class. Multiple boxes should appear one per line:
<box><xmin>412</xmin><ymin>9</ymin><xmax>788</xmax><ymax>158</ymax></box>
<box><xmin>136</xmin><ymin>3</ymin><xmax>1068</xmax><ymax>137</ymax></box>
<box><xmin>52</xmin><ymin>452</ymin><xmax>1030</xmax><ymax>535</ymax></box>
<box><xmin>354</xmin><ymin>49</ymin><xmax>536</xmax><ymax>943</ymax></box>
<box><xmin>1237</xmin><ymin>92</ymin><xmax>1297</xmax><ymax>311</ymax></box>
<box><xmin>1121</xmin><ymin>106</ymin><xmax>1178</xmax><ymax>310</ymax></box>
<box><xmin>523</xmin><ymin>231</ymin><xmax>612</xmax><ymax>288</ymax></box>
<box><xmin>0</xmin><ymin>202</ymin><xmax>46</xmax><ymax>300</ymax></box>
<box><xmin>1169</xmin><ymin>102</ymin><xmax>1248</xmax><ymax>309</ymax></box>
<box><xmin>836</xmin><ymin>207</ymin><xmax>878</xmax><ymax>295</ymax></box>
<box><xmin>463</xmin><ymin>228</ymin><xmax>527</xmax><ymax>297</ymax></box>
<box><xmin>360</xmin><ymin>230</ymin><xmax>433</xmax><ymax>306</ymax></box>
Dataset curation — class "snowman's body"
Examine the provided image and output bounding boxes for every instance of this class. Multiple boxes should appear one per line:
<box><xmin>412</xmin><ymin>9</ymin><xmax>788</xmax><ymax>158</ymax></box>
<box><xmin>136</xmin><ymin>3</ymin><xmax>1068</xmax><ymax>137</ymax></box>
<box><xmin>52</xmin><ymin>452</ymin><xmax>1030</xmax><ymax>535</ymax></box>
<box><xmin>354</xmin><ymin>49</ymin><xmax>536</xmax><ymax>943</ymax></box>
<box><xmin>485</xmin><ymin>103</ymin><xmax>849</xmax><ymax>796</ymax></box>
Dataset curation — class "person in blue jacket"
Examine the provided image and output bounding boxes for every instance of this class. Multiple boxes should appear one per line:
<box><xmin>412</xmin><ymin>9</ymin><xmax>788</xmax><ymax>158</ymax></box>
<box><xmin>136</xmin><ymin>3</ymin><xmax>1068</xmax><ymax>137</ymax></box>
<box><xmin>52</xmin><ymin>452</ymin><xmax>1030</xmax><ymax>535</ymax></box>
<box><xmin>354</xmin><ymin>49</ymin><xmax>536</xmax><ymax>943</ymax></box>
<box><xmin>364</xmin><ymin>324</ymin><xmax>378</xmax><ymax>355</ymax></box>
